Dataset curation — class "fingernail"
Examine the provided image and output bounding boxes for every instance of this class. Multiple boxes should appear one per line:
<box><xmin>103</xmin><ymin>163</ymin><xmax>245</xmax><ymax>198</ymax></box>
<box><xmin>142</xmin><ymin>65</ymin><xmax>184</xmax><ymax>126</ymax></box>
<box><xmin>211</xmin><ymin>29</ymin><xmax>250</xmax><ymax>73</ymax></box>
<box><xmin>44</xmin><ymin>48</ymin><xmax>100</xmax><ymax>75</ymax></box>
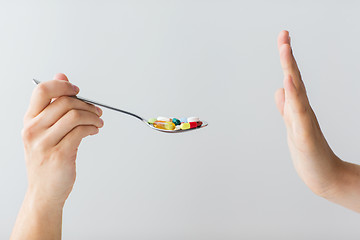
<box><xmin>72</xmin><ymin>84</ymin><xmax>79</xmax><ymax>93</ymax></box>
<box><xmin>100</xmin><ymin>118</ymin><xmax>104</xmax><ymax>126</ymax></box>
<box><xmin>96</xmin><ymin>107</ymin><xmax>102</xmax><ymax>115</ymax></box>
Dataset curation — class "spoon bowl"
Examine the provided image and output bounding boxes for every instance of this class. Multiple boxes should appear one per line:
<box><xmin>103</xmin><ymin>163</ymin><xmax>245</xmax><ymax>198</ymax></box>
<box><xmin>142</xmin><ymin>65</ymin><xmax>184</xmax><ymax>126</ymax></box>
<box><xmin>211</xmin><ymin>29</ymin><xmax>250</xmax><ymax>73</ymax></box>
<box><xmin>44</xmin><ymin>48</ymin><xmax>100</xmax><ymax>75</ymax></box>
<box><xmin>145</xmin><ymin>120</ymin><xmax>208</xmax><ymax>133</ymax></box>
<box><xmin>33</xmin><ymin>79</ymin><xmax>208</xmax><ymax>133</ymax></box>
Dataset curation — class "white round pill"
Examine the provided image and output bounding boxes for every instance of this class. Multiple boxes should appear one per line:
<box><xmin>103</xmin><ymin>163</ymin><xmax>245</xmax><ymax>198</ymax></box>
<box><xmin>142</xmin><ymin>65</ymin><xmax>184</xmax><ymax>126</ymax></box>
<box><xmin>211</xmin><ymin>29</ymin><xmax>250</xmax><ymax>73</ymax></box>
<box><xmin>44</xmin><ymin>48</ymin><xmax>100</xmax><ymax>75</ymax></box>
<box><xmin>187</xmin><ymin>117</ymin><xmax>199</xmax><ymax>122</ymax></box>
<box><xmin>157</xmin><ymin>116</ymin><xmax>171</xmax><ymax>122</ymax></box>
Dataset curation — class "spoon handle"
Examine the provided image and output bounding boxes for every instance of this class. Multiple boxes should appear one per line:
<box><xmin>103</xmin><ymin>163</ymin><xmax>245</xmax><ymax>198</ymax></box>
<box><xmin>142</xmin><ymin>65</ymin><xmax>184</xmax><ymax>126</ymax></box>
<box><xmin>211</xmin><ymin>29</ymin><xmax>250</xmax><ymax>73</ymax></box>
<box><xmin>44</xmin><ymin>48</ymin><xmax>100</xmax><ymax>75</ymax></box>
<box><xmin>32</xmin><ymin>79</ymin><xmax>145</xmax><ymax>122</ymax></box>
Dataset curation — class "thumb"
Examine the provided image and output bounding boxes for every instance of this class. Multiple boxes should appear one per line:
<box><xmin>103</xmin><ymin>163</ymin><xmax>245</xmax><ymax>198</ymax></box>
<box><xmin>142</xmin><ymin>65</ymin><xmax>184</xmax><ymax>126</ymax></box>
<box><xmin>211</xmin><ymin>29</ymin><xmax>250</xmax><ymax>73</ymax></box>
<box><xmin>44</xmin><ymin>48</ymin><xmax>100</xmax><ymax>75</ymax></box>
<box><xmin>51</xmin><ymin>73</ymin><xmax>72</xmax><ymax>102</ymax></box>
<box><xmin>275</xmin><ymin>88</ymin><xmax>285</xmax><ymax>116</ymax></box>
<box><xmin>53</xmin><ymin>73</ymin><xmax>69</xmax><ymax>82</ymax></box>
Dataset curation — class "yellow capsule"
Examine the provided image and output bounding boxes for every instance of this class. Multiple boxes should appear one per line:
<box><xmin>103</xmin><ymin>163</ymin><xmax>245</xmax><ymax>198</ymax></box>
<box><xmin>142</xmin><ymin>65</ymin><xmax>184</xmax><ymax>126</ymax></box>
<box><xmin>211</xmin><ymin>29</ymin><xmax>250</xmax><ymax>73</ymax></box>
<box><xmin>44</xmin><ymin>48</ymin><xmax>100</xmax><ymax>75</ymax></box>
<box><xmin>180</xmin><ymin>122</ymin><xmax>190</xmax><ymax>130</ymax></box>
<box><xmin>153</xmin><ymin>121</ymin><xmax>175</xmax><ymax>130</ymax></box>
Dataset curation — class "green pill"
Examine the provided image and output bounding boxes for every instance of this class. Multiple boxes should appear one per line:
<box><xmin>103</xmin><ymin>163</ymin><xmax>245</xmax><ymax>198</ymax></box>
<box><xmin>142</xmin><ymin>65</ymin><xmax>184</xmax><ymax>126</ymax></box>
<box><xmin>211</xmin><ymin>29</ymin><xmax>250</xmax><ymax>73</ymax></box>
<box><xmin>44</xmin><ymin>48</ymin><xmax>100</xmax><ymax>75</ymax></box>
<box><xmin>148</xmin><ymin>118</ymin><xmax>157</xmax><ymax>124</ymax></box>
<box><xmin>172</xmin><ymin>118</ymin><xmax>181</xmax><ymax>126</ymax></box>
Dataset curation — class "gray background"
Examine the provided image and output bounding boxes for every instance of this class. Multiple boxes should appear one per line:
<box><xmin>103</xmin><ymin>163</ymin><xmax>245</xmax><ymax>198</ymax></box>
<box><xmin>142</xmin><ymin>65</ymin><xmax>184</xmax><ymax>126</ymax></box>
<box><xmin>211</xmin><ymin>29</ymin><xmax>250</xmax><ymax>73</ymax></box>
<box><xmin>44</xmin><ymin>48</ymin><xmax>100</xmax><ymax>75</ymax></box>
<box><xmin>1</xmin><ymin>0</ymin><xmax>360</xmax><ymax>239</ymax></box>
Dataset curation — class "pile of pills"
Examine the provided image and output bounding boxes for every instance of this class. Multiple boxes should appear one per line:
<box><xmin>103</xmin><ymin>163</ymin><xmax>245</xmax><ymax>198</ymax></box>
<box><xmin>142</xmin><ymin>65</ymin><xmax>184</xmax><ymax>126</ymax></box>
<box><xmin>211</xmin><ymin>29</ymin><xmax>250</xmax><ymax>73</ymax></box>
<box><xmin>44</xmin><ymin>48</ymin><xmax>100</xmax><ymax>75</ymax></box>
<box><xmin>148</xmin><ymin>116</ymin><xmax>203</xmax><ymax>131</ymax></box>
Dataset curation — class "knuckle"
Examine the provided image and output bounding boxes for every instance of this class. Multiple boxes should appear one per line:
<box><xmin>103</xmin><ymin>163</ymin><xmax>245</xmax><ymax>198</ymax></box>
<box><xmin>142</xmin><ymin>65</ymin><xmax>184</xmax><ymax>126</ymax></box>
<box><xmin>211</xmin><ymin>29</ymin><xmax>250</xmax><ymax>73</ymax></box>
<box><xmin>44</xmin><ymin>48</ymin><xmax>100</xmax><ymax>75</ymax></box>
<box><xmin>58</xmin><ymin>96</ymin><xmax>73</xmax><ymax>108</ymax></box>
<box><xmin>21</xmin><ymin>127</ymin><xmax>32</xmax><ymax>142</ymax></box>
<box><xmin>68</xmin><ymin>109</ymin><xmax>82</xmax><ymax>122</ymax></box>
<box><xmin>21</xmin><ymin>121</ymin><xmax>37</xmax><ymax>142</ymax></box>
<box><xmin>21</xmin><ymin>121</ymin><xmax>49</xmax><ymax>151</ymax></box>
<box><xmin>31</xmin><ymin>138</ymin><xmax>48</xmax><ymax>154</ymax></box>
<box><xmin>34</xmin><ymin>83</ymin><xmax>48</xmax><ymax>96</ymax></box>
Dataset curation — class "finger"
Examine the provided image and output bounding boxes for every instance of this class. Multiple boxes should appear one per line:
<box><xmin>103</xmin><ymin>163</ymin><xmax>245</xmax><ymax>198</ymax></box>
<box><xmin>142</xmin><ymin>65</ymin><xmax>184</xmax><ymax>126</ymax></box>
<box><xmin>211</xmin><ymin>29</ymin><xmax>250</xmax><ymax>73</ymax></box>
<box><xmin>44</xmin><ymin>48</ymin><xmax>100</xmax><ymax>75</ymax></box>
<box><xmin>277</xmin><ymin>30</ymin><xmax>290</xmax><ymax>49</ymax></box>
<box><xmin>25</xmin><ymin>80</ymin><xmax>79</xmax><ymax>120</ymax></box>
<box><xmin>51</xmin><ymin>73</ymin><xmax>70</xmax><ymax>102</ymax></box>
<box><xmin>53</xmin><ymin>73</ymin><xmax>69</xmax><ymax>82</ymax></box>
<box><xmin>35</xmin><ymin>96</ymin><xmax>102</xmax><ymax>129</ymax></box>
<box><xmin>57</xmin><ymin>125</ymin><xmax>99</xmax><ymax>154</ymax></box>
<box><xmin>277</xmin><ymin>31</ymin><xmax>304</xmax><ymax>92</ymax></box>
<box><xmin>279</xmin><ymin>44</ymin><xmax>304</xmax><ymax>91</ymax></box>
<box><xmin>275</xmin><ymin>88</ymin><xmax>285</xmax><ymax>116</ymax></box>
<box><xmin>283</xmin><ymin>75</ymin><xmax>309</xmax><ymax>115</ymax></box>
<box><xmin>45</xmin><ymin>109</ymin><xmax>103</xmax><ymax>146</ymax></box>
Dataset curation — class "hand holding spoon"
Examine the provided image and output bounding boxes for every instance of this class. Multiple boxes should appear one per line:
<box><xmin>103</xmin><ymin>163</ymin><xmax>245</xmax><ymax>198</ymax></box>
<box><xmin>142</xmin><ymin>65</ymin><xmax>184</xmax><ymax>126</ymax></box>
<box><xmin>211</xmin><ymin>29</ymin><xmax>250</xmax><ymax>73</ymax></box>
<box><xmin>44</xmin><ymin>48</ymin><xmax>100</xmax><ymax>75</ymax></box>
<box><xmin>33</xmin><ymin>79</ymin><xmax>208</xmax><ymax>133</ymax></box>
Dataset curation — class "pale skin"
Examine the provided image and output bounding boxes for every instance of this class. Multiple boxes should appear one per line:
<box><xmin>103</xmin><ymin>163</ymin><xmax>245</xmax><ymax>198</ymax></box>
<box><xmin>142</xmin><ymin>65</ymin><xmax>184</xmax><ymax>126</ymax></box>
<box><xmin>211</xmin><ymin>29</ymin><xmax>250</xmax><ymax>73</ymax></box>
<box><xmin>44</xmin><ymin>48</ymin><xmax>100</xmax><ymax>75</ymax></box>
<box><xmin>275</xmin><ymin>30</ymin><xmax>360</xmax><ymax>212</ymax></box>
<box><xmin>11</xmin><ymin>73</ymin><xmax>104</xmax><ymax>240</ymax></box>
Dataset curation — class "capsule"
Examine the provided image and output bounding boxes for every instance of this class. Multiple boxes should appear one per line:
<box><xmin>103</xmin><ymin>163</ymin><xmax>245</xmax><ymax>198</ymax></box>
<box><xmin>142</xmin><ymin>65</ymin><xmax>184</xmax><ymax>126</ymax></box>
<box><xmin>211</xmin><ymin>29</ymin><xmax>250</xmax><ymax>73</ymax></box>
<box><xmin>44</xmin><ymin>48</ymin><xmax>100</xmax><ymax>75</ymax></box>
<box><xmin>189</xmin><ymin>122</ymin><xmax>198</xmax><ymax>129</ymax></box>
<box><xmin>172</xmin><ymin>118</ymin><xmax>181</xmax><ymax>126</ymax></box>
<box><xmin>180</xmin><ymin>122</ymin><xmax>190</xmax><ymax>130</ymax></box>
<box><xmin>157</xmin><ymin>116</ymin><xmax>171</xmax><ymax>122</ymax></box>
<box><xmin>187</xmin><ymin>117</ymin><xmax>200</xmax><ymax>122</ymax></box>
<box><xmin>153</xmin><ymin>121</ymin><xmax>175</xmax><ymax>130</ymax></box>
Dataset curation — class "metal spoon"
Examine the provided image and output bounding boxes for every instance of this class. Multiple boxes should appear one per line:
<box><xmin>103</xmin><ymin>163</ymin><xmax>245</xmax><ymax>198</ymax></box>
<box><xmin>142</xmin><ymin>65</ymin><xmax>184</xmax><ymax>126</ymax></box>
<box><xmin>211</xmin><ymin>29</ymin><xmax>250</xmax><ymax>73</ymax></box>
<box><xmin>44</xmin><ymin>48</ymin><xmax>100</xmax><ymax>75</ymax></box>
<box><xmin>32</xmin><ymin>79</ymin><xmax>208</xmax><ymax>133</ymax></box>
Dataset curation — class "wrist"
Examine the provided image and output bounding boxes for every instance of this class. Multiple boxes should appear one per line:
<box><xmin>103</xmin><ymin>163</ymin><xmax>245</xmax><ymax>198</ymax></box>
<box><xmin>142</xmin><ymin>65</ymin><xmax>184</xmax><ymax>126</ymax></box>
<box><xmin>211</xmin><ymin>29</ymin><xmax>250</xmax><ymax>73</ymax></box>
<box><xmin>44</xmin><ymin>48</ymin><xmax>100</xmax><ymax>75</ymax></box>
<box><xmin>24</xmin><ymin>188</ymin><xmax>65</xmax><ymax>212</ymax></box>
<box><xmin>310</xmin><ymin>154</ymin><xmax>343</xmax><ymax>198</ymax></box>
<box><xmin>10</xmin><ymin>188</ymin><xmax>64</xmax><ymax>240</ymax></box>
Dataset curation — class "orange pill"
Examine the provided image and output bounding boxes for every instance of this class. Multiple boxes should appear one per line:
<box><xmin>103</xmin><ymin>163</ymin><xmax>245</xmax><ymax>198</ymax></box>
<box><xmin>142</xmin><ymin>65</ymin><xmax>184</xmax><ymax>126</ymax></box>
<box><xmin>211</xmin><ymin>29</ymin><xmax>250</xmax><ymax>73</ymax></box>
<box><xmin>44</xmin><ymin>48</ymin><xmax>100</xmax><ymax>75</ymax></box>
<box><xmin>153</xmin><ymin>121</ymin><xmax>175</xmax><ymax>130</ymax></box>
